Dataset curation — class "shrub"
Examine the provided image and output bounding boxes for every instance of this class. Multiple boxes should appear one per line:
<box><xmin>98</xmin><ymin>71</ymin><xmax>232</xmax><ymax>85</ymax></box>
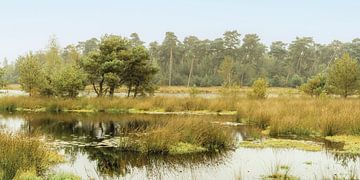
<box><xmin>300</xmin><ymin>74</ymin><xmax>327</xmax><ymax>96</ymax></box>
<box><xmin>327</xmin><ymin>53</ymin><xmax>360</xmax><ymax>98</ymax></box>
<box><xmin>248</xmin><ymin>78</ymin><xmax>268</xmax><ymax>99</ymax></box>
<box><xmin>189</xmin><ymin>86</ymin><xmax>200</xmax><ymax>97</ymax></box>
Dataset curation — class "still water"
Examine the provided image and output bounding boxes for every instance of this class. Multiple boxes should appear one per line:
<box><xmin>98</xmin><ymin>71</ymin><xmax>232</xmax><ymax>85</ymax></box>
<box><xmin>0</xmin><ymin>113</ymin><xmax>359</xmax><ymax>180</ymax></box>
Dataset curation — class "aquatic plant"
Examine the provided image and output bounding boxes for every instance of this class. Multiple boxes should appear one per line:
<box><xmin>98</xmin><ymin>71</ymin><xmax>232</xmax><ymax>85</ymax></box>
<box><xmin>325</xmin><ymin>136</ymin><xmax>360</xmax><ymax>155</ymax></box>
<box><xmin>240</xmin><ymin>138</ymin><xmax>322</xmax><ymax>152</ymax></box>
<box><xmin>263</xmin><ymin>163</ymin><xmax>299</xmax><ymax>180</ymax></box>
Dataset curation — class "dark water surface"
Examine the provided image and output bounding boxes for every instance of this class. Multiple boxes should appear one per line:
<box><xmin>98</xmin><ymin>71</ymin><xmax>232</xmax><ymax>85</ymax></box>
<box><xmin>0</xmin><ymin>113</ymin><xmax>359</xmax><ymax>180</ymax></box>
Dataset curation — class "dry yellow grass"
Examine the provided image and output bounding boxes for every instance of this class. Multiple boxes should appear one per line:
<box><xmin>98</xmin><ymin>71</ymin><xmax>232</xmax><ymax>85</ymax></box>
<box><xmin>0</xmin><ymin>95</ymin><xmax>359</xmax><ymax>137</ymax></box>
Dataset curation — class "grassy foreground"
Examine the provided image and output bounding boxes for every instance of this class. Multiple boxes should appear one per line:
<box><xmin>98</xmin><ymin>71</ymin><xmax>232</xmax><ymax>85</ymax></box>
<box><xmin>0</xmin><ymin>133</ymin><xmax>67</xmax><ymax>179</ymax></box>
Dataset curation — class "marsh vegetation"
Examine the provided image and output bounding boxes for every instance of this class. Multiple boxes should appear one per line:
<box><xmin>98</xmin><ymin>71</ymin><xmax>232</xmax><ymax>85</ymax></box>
<box><xmin>0</xmin><ymin>23</ymin><xmax>360</xmax><ymax>180</ymax></box>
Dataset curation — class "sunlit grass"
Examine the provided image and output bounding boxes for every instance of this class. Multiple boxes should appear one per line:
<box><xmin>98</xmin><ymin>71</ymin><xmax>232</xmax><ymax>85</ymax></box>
<box><xmin>0</xmin><ymin>133</ymin><xmax>63</xmax><ymax>179</ymax></box>
<box><xmin>1</xmin><ymin>95</ymin><xmax>360</xmax><ymax>138</ymax></box>
<box><xmin>117</xmin><ymin>117</ymin><xmax>235</xmax><ymax>154</ymax></box>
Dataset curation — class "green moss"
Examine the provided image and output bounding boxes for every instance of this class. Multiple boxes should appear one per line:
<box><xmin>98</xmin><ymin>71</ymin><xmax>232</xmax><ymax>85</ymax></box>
<box><xmin>169</xmin><ymin>142</ymin><xmax>207</xmax><ymax>155</ymax></box>
<box><xmin>48</xmin><ymin>172</ymin><xmax>81</xmax><ymax>180</ymax></box>
<box><xmin>105</xmin><ymin>108</ymin><xmax>128</xmax><ymax>113</ymax></box>
<box><xmin>65</xmin><ymin>109</ymin><xmax>95</xmax><ymax>113</ymax></box>
<box><xmin>240</xmin><ymin>138</ymin><xmax>322</xmax><ymax>151</ymax></box>
<box><xmin>325</xmin><ymin>135</ymin><xmax>360</xmax><ymax>154</ymax></box>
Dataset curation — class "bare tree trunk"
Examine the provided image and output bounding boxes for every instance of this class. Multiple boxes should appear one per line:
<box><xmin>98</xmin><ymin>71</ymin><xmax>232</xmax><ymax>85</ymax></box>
<box><xmin>228</xmin><ymin>72</ymin><xmax>231</xmax><ymax>86</ymax></box>
<box><xmin>133</xmin><ymin>85</ymin><xmax>139</xmax><ymax>98</ymax></box>
<box><xmin>96</xmin><ymin>75</ymin><xmax>105</xmax><ymax>97</ymax></box>
<box><xmin>240</xmin><ymin>73</ymin><xmax>244</xmax><ymax>87</ymax></box>
<box><xmin>187</xmin><ymin>57</ymin><xmax>195</xmax><ymax>87</ymax></box>
<box><xmin>168</xmin><ymin>48</ymin><xmax>173</xmax><ymax>86</ymax></box>
<box><xmin>109</xmin><ymin>86</ymin><xmax>115</xmax><ymax>97</ymax></box>
<box><xmin>127</xmin><ymin>84</ymin><xmax>132</xmax><ymax>97</ymax></box>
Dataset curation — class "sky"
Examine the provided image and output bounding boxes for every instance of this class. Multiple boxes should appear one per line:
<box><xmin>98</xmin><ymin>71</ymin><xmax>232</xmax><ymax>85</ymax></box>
<box><xmin>0</xmin><ymin>0</ymin><xmax>360</xmax><ymax>61</ymax></box>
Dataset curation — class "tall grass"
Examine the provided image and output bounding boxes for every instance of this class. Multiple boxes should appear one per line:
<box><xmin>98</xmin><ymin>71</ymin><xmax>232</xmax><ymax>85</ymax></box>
<box><xmin>1</xmin><ymin>96</ymin><xmax>360</xmax><ymax>137</ymax></box>
<box><xmin>116</xmin><ymin>117</ymin><xmax>234</xmax><ymax>154</ymax></box>
<box><xmin>235</xmin><ymin>98</ymin><xmax>360</xmax><ymax>137</ymax></box>
<box><xmin>0</xmin><ymin>133</ymin><xmax>62</xmax><ymax>179</ymax></box>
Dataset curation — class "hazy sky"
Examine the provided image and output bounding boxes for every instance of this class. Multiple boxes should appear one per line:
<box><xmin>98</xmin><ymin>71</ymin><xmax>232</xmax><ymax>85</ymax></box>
<box><xmin>1</xmin><ymin>0</ymin><xmax>359</xmax><ymax>61</ymax></box>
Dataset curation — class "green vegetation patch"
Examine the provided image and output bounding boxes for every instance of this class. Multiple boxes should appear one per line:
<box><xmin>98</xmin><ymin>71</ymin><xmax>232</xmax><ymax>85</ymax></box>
<box><xmin>325</xmin><ymin>135</ymin><xmax>360</xmax><ymax>154</ymax></box>
<box><xmin>240</xmin><ymin>138</ymin><xmax>322</xmax><ymax>151</ymax></box>
<box><xmin>169</xmin><ymin>142</ymin><xmax>207</xmax><ymax>155</ymax></box>
<box><xmin>48</xmin><ymin>172</ymin><xmax>81</xmax><ymax>180</ymax></box>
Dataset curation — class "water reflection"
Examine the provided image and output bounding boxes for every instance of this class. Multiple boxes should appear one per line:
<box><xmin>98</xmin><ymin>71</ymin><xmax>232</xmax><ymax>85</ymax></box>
<box><xmin>57</xmin><ymin>145</ymin><xmax>229</xmax><ymax>178</ymax></box>
<box><xmin>0</xmin><ymin>113</ymin><xmax>359</xmax><ymax>179</ymax></box>
<box><xmin>0</xmin><ymin>113</ymin><xmax>233</xmax><ymax>179</ymax></box>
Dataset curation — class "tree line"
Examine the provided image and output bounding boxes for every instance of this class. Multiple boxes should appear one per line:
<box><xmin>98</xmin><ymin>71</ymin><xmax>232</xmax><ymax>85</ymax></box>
<box><xmin>12</xmin><ymin>34</ymin><xmax>157</xmax><ymax>98</ymax></box>
<box><xmin>1</xmin><ymin>30</ymin><xmax>360</xmax><ymax>97</ymax></box>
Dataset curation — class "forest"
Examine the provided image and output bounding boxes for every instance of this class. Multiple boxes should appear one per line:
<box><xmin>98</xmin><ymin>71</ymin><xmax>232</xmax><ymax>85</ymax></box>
<box><xmin>1</xmin><ymin>30</ymin><xmax>360</xmax><ymax>94</ymax></box>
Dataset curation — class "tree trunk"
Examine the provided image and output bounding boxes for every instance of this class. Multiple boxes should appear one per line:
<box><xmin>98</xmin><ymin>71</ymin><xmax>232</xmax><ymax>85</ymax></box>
<box><xmin>92</xmin><ymin>83</ymin><xmax>99</xmax><ymax>96</ymax></box>
<box><xmin>97</xmin><ymin>75</ymin><xmax>105</xmax><ymax>97</ymax></box>
<box><xmin>169</xmin><ymin>47</ymin><xmax>173</xmax><ymax>86</ymax></box>
<box><xmin>133</xmin><ymin>85</ymin><xmax>139</xmax><ymax>98</ymax></box>
<box><xmin>109</xmin><ymin>86</ymin><xmax>115</xmax><ymax>97</ymax></box>
<box><xmin>240</xmin><ymin>73</ymin><xmax>244</xmax><ymax>87</ymax></box>
<box><xmin>228</xmin><ymin>72</ymin><xmax>231</xmax><ymax>86</ymax></box>
<box><xmin>127</xmin><ymin>84</ymin><xmax>132</xmax><ymax>97</ymax></box>
<box><xmin>187</xmin><ymin>57</ymin><xmax>195</xmax><ymax>87</ymax></box>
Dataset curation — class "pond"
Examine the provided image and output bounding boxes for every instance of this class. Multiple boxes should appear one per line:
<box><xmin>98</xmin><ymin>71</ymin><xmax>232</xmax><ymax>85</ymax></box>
<box><xmin>0</xmin><ymin>113</ymin><xmax>359</xmax><ymax>179</ymax></box>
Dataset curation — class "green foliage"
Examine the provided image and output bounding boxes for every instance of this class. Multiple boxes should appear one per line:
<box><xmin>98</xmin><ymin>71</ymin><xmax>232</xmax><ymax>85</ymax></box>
<box><xmin>289</xmin><ymin>74</ymin><xmax>303</xmax><ymax>88</ymax></box>
<box><xmin>300</xmin><ymin>74</ymin><xmax>327</xmax><ymax>96</ymax></box>
<box><xmin>218</xmin><ymin>56</ymin><xmax>235</xmax><ymax>86</ymax></box>
<box><xmin>121</xmin><ymin>46</ymin><xmax>158</xmax><ymax>97</ymax></box>
<box><xmin>81</xmin><ymin>35</ymin><xmax>157</xmax><ymax>97</ymax></box>
<box><xmin>16</xmin><ymin>37</ymin><xmax>86</xmax><ymax>98</ymax></box>
<box><xmin>16</xmin><ymin>53</ymin><xmax>46</xmax><ymax>96</ymax></box>
<box><xmin>52</xmin><ymin>64</ymin><xmax>86</xmax><ymax>98</ymax></box>
<box><xmin>13</xmin><ymin>31</ymin><xmax>360</xmax><ymax>90</ymax></box>
<box><xmin>327</xmin><ymin>53</ymin><xmax>360</xmax><ymax>98</ymax></box>
<box><xmin>0</xmin><ymin>68</ymin><xmax>6</xmax><ymax>87</ymax></box>
<box><xmin>81</xmin><ymin>35</ymin><xmax>129</xmax><ymax>97</ymax></box>
<box><xmin>248</xmin><ymin>78</ymin><xmax>268</xmax><ymax>99</ymax></box>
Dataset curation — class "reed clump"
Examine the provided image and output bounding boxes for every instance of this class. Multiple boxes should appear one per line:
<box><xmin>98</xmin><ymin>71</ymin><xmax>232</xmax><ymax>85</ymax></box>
<box><xmin>117</xmin><ymin>117</ymin><xmax>234</xmax><ymax>154</ymax></box>
<box><xmin>0</xmin><ymin>133</ymin><xmax>63</xmax><ymax>179</ymax></box>
<box><xmin>235</xmin><ymin>98</ymin><xmax>360</xmax><ymax>137</ymax></box>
